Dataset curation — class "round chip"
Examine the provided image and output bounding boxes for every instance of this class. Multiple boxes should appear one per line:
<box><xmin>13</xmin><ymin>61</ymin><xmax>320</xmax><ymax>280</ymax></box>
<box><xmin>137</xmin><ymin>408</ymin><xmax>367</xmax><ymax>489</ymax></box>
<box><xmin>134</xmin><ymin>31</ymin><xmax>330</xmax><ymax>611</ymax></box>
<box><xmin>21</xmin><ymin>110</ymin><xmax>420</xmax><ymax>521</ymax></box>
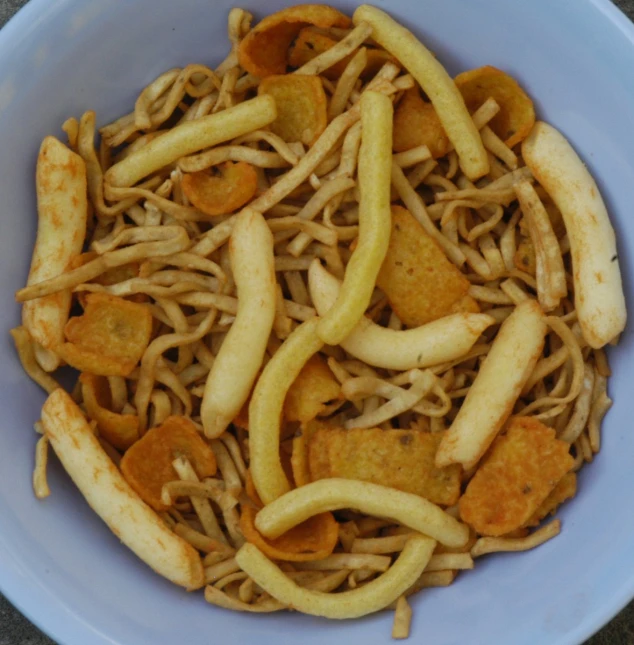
<box><xmin>258</xmin><ymin>75</ymin><xmax>328</xmax><ymax>146</ymax></box>
<box><xmin>240</xmin><ymin>506</ymin><xmax>338</xmax><ymax>562</ymax></box>
<box><xmin>120</xmin><ymin>416</ymin><xmax>217</xmax><ymax>511</ymax></box>
<box><xmin>238</xmin><ymin>4</ymin><xmax>351</xmax><ymax>77</ymax></box>
<box><xmin>288</xmin><ymin>27</ymin><xmax>392</xmax><ymax>80</ymax></box>
<box><xmin>454</xmin><ymin>65</ymin><xmax>535</xmax><ymax>148</ymax></box>
<box><xmin>393</xmin><ymin>88</ymin><xmax>451</xmax><ymax>158</ymax></box>
<box><xmin>182</xmin><ymin>161</ymin><xmax>258</xmax><ymax>217</ymax></box>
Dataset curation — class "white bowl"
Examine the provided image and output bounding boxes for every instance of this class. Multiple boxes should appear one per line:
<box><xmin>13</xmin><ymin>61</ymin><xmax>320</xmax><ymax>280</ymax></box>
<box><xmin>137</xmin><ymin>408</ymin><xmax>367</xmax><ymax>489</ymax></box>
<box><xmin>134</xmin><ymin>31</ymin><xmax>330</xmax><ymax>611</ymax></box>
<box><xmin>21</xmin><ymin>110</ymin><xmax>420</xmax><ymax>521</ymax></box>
<box><xmin>1</xmin><ymin>1</ymin><xmax>633</xmax><ymax>643</ymax></box>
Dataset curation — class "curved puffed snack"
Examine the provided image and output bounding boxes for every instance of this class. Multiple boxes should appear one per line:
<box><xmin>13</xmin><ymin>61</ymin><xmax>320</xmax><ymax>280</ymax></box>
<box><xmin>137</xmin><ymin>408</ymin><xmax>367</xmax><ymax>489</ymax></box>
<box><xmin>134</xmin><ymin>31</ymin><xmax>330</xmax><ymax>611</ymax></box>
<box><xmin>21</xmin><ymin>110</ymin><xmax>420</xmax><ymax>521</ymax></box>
<box><xmin>309</xmin><ymin>260</ymin><xmax>494</xmax><ymax>370</ymax></box>
<box><xmin>317</xmin><ymin>90</ymin><xmax>392</xmax><ymax>345</ymax></box>
<box><xmin>250</xmin><ymin>317</ymin><xmax>324</xmax><ymax>504</ymax></box>
<box><xmin>255</xmin><ymin>478</ymin><xmax>469</xmax><ymax>548</ymax></box>
<box><xmin>23</xmin><ymin>136</ymin><xmax>87</xmax><ymax>372</ymax></box>
<box><xmin>522</xmin><ymin>121</ymin><xmax>626</xmax><ymax>348</ymax></box>
<box><xmin>353</xmin><ymin>4</ymin><xmax>488</xmax><ymax>180</ymax></box>
<box><xmin>235</xmin><ymin>535</ymin><xmax>435</xmax><ymax>618</ymax></box>
<box><xmin>202</xmin><ymin>208</ymin><xmax>276</xmax><ymax>438</ymax></box>
<box><xmin>436</xmin><ymin>299</ymin><xmax>547</xmax><ymax>470</ymax></box>
<box><xmin>41</xmin><ymin>389</ymin><xmax>204</xmax><ymax>590</ymax></box>
<box><xmin>105</xmin><ymin>95</ymin><xmax>277</xmax><ymax>187</ymax></box>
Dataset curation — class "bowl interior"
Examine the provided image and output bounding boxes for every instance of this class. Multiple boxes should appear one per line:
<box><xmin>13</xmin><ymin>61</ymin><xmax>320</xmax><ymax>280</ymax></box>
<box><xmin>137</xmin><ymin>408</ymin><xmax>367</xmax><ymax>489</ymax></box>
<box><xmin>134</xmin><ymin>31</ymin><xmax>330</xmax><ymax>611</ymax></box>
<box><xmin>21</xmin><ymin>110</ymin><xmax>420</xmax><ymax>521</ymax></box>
<box><xmin>1</xmin><ymin>1</ymin><xmax>633</xmax><ymax>644</ymax></box>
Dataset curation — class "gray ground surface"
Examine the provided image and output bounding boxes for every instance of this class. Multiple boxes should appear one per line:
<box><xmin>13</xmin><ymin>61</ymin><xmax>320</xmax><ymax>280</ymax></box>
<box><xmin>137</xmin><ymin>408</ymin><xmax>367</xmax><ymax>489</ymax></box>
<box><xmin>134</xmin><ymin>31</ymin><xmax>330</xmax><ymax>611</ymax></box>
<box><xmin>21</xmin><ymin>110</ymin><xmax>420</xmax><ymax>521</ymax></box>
<box><xmin>1</xmin><ymin>0</ymin><xmax>634</xmax><ymax>642</ymax></box>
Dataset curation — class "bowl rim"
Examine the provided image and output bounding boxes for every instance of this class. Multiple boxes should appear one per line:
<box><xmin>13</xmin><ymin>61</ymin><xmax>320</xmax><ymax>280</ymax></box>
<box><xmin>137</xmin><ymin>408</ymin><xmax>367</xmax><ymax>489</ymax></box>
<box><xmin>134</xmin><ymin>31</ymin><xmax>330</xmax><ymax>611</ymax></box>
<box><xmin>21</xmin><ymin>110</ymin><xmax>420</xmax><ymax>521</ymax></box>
<box><xmin>1</xmin><ymin>0</ymin><xmax>634</xmax><ymax>644</ymax></box>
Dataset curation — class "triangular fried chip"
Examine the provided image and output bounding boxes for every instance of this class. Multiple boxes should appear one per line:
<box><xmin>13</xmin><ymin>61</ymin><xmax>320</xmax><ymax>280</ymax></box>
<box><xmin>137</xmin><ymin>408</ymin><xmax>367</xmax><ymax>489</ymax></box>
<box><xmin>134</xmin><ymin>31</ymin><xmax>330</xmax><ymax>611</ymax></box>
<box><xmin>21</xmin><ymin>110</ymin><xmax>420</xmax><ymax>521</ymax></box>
<box><xmin>377</xmin><ymin>206</ymin><xmax>474</xmax><ymax>327</ymax></box>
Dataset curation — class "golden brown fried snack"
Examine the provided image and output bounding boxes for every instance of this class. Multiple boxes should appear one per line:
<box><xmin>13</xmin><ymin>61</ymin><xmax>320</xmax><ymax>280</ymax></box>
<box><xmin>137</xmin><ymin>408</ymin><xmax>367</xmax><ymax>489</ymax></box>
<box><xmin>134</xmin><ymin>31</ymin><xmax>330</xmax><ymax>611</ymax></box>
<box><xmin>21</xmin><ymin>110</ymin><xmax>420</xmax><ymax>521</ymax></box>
<box><xmin>288</xmin><ymin>27</ymin><xmax>392</xmax><ymax>80</ymax></box>
<box><xmin>377</xmin><ymin>206</ymin><xmax>475</xmax><ymax>327</ymax></box>
<box><xmin>240</xmin><ymin>505</ymin><xmax>338</xmax><ymax>562</ymax></box>
<box><xmin>121</xmin><ymin>416</ymin><xmax>217</xmax><ymax>511</ymax></box>
<box><xmin>459</xmin><ymin>417</ymin><xmax>574</xmax><ymax>536</ymax></box>
<box><xmin>182</xmin><ymin>161</ymin><xmax>257</xmax><ymax>216</ymax></box>
<box><xmin>308</xmin><ymin>426</ymin><xmax>461</xmax><ymax>505</ymax></box>
<box><xmin>524</xmin><ymin>472</ymin><xmax>577</xmax><ymax>528</ymax></box>
<box><xmin>42</xmin><ymin>390</ymin><xmax>204</xmax><ymax>590</ymax></box>
<box><xmin>23</xmin><ymin>136</ymin><xmax>88</xmax><ymax>372</ymax></box>
<box><xmin>455</xmin><ymin>65</ymin><xmax>535</xmax><ymax>148</ymax></box>
<box><xmin>238</xmin><ymin>4</ymin><xmax>351</xmax><ymax>77</ymax></box>
<box><xmin>393</xmin><ymin>88</ymin><xmax>451</xmax><ymax>158</ymax></box>
<box><xmin>284</xmin><ymin>354</ymin><xmax>341</xmax><ymax>423</ymax></box>
<box><xmin>258</xmin><ymin>75</ymin><xmax>328</xmax><ymax>146</ymax></box>
<box><xmin>58</xmin><ymin>293</ymin><xmax>152</xmax><ymax>377</ymax></box>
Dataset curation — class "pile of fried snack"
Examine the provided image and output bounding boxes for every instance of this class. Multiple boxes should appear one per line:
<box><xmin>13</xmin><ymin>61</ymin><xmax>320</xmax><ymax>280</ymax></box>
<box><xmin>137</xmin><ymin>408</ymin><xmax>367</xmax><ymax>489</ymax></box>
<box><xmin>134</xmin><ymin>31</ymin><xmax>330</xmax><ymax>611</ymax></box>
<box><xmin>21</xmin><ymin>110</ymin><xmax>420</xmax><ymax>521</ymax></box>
<box><xmin>12</xmin><ymin>4</ymin><xmax>626</xmax><ymax>639</ymax></box>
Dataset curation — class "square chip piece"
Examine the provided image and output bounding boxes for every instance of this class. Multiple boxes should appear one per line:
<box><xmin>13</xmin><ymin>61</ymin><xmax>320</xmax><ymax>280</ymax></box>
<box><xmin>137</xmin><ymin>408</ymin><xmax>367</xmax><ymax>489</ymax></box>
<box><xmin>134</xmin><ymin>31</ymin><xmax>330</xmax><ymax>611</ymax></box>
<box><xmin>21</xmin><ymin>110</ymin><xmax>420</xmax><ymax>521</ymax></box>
<box><xmin>459</xmin><ymin>416</ymin><xmax>574</xmax><ymax>536</ymax></box>
<box><xmin>376</xmin><ymin>206</ymin><xmax>478</xmax><ymax>327</ymax></box>
<box><xmin>308</xmin><ymin>426</ymin><xmax>461</xmax><ymax>506</ymax></box>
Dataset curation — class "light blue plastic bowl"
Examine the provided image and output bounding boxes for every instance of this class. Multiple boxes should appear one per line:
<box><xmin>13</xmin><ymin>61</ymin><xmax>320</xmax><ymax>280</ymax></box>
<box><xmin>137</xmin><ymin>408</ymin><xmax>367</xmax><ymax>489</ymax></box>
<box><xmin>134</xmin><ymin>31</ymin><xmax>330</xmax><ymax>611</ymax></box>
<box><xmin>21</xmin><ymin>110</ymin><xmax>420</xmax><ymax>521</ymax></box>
<box><xmin>1</xmin><ymin>1</ymin><xmax>633</xmax><ymax>643</ymax></box>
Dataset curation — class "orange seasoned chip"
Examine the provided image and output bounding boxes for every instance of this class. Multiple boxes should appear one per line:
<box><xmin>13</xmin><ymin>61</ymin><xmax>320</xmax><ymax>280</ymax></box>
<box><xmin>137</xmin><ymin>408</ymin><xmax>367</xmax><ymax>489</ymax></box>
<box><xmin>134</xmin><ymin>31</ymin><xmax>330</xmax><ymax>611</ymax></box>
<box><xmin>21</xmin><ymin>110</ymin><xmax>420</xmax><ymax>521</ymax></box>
<box><xmin>459</xmin><ymin>417</ymin><xmax>574</xmax><ymax>536</ymax></box>
<box><xmin>308</xmin><ymin>426</ymin><xmax>461</xmax><ymax>505</ymax></box>
<box><xmin>58</xmin><ymin>293</ymin><xmax>152</xmax><ymax>376</ymax></box>
<box><xmin>240</xmin><ymin>504</ymin><xmax>338</xmax><ymax>561</ymax></box>
<box><xmin>121</xmin><ymin>416</ymin><xmax>217</xmax><ymax>511</ymax></box>
<box><xmin>284</xmin><ymin>355</ymin><xmax>340</xmax><ymax>423</ymax></box>
<box><xmin>393</xmin><ymin>88</ymin><xmax>451</xmax><ymax>159</ymax></box>
<box><xmin>238</xmin><ymin>4</ymin><xmax>351</xmax><ymax>78</ymax></box>
<box><xmin>454</xmin><ymin>65</ymin><xmax>535</xmax><ymax>148</ymax></box>
<box><xmin>258</xmin><ymin>75</ymin><xmax>327</xmax><ymax>146</ymax></box>
<box><xmin>80</xmin><ymin>373</ymin><xmax>139</xmax><ymax>451</ymax></box>
<box><xmin>288</xmin><ymin>28</ymin><xmax>339</xmax><ymax>71</ymax></box>
<box><xmin>524</xmin><ymin>472</ymin><xmax>577</xmax><ymax>528</ymax></box>
<box><xmin>182</xmin><ymin>161</ymin><xmax>257</xmax><ymax>217</ymax></box>
<box><xmin>377</xmin><ymin>206</ymin><xmax>473</xmax><ymax>327</ymax></box>
<box><xmin>288</xmin><ymin>27</ymin><xmax>392</xmax><ymax>80</ymax></box>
